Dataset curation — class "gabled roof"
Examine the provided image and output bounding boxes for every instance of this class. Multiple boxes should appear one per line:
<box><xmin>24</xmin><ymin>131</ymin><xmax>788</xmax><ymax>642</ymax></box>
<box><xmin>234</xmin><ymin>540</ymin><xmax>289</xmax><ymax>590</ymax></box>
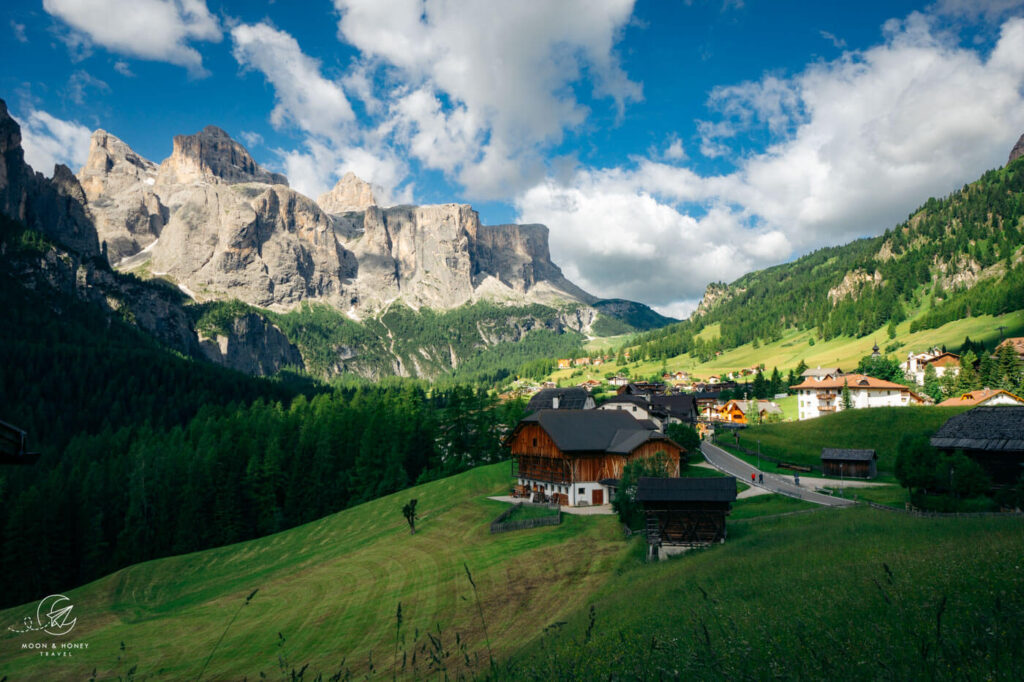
<box><xmin>517</xmin><ymin>410</ymin><xmax>677</xmax><ymax>454</ymax></box>
<box><xmin>923</xmin><ymin>352</ymin><xmax>960</xmax><ymax>367</ymax></box>
<box><xmin>930</xmin><ymin>406</ymin><xmax>1024</xmax><ymax>452</ymax></box>
<box><xmin>722</xmin><ymin>400</ymin><xmax>782</xmax><ymax>415</ymax></box>
<box><xmin>801</xmin><ymin>366</ymin><xmax>842</xmax><ymax>378</ymax></box>
<box><xmin>636</xmin><ymin>476</ymin><xmax>737</xmax><ymax>503</ymax></box>
<box><xmin>937</xmin><ymin>388</ymin><xmax>1024</xmax><ymax>407</ymax></box>
<box><xmin>526</xmin><ymin>387</ymin><xmax>591</xmax><ymax>411</ymax></box>
<box><xmin>650</xmin><ymin>394</ymin><xmax>697</xmax><ymax>417</ymax></box>
<box><xmin>790</xmin><ymin>373</ymin><xmax>908</xmax><ymax>391</ymax></box>
<box><xmin>996</xmin><ymin>337</ymin><xmax>1024</xmax><ymax>356</ymax></box>
<box><xmin>821</xmin><ymin>448</ymin><xmax>877</xmax><ymax>462</ymax></box>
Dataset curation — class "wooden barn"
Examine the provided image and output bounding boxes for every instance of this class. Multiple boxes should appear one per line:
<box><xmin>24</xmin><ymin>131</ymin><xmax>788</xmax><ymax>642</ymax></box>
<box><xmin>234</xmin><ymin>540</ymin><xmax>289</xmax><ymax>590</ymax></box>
<box><xmin>637</xmin><ymin>476</ymin><xmax>737</xmax><ymax>559</ymax></box>
<box><xmin>820</xmin><ymin>448</ymin><xmax>878</xmax><ymax>479</ymax></box>
<box><xmin>930</xmin><ymin>406</ymin><xmax>1024</xmax><ymax>486</ymax></box>
<box><xmin>506</xmin><ymin>410</ymin><xmax>684</xmax><ymax>507</ymax></box>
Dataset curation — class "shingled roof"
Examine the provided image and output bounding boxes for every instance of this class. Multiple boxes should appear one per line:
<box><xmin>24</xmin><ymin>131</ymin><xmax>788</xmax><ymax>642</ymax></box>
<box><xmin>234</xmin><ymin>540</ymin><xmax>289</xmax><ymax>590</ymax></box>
<box><xmin>930</xmin><ymin>406</ymin><xmax>1024</xmax><ymax>452</ymax></box>
<box><xmin>636</xmin><ymin>476</ymin><xmax>737</xmax><ymax>503</ymax></box>
<box><xmin>650</xmin><ymin>394</ymin><xmax>697</xmax><ymax>419</ymax></box>
<box><xmin>517</xmin><ymin>410</ymin><xmax>676</xmax><ymax>454</ymax></box>
<box><xmin>526</xmin><ymin>387</ymin><xmax>591</xmax><ymax>412</ymax></box>
<box><xmin>821</xmin><ymin>448</ymin><xmax>877</xmax><ymax>462</ymax></box>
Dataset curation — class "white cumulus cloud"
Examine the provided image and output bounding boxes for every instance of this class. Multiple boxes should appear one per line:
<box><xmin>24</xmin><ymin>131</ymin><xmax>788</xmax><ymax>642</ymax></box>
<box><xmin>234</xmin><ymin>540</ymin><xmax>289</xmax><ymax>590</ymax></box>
<box><xmin>43</xmin><ymin>0</ymin><xmax>220</xmax><ymax>76</ymax></box>
<box><xmin>17</xmin><ymin>110</ymin><xmax>93</xmax><ymax>176</ymax></box>
<box><xmin>517</xmin><ymin>13</ymin><xmax>1024</xmax><ymax>312</ymax></box>
<box><xmin>333</xmin><ymin>0</ymin><xmax>641</xmax><ymax>198</ymax></box>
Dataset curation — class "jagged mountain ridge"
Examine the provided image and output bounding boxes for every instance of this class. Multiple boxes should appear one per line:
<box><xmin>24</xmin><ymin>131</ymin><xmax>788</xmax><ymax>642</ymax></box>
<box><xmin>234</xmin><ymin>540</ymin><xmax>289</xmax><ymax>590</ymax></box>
<box><xmin>80</xmin><ymin>124</ymin><xmax>603</xmax><ymax>315</ymax></box>
<box><xmin>0</xmin><ymin>99</ymin><xmax>673</xmax><ymax>381</ymax></box>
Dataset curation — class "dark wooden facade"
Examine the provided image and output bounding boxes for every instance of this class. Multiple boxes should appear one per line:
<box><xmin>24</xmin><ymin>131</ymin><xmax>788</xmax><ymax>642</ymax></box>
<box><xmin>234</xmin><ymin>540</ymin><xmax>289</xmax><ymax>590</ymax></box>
<box><xmin>643</xmin><ymin>501</ymin><xmax>730</xmax><ymax>547</ymax></box>
<box><xmin>820</xmin><ymin>449</ymin><xmax>878</xmax><ymax>479</ymax></box>
<box><xmin>509</xmin><ymin>423</ymin><xmax>682</xmax><ymax>484</ymax></box>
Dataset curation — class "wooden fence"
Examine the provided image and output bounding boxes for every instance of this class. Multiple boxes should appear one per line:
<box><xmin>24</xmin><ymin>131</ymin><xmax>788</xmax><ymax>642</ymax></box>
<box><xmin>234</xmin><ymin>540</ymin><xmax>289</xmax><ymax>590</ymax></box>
<box><xmin>490</xmin><ymin>502</ymin><xmax>562</xmax><ymax>534</ymax></box>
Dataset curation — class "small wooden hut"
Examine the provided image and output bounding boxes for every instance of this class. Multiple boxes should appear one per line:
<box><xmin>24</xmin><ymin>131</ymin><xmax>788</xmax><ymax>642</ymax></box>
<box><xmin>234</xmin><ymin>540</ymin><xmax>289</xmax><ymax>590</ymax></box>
<box><xmin>930</xmin><ymin>406</ymin><xmax>1024</xmax><ymax>486</ymax></box>
<box><xmin>820</xmin><ymin>448</ymin><xmax>877</xmax><ymax>479</ymax></box>
<box><xmin>637</xmin><ymin>476</ymin><xmax>737</xmax><ymax>559</ymax></box>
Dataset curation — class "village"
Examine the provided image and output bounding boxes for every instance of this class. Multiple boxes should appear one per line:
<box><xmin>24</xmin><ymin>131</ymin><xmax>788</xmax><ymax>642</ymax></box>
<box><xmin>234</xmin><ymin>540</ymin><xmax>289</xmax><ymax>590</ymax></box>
<box><xmin>495</xmin><ymin>336</ymin><xmax>1024</xmax><ymax>560</ymax></box>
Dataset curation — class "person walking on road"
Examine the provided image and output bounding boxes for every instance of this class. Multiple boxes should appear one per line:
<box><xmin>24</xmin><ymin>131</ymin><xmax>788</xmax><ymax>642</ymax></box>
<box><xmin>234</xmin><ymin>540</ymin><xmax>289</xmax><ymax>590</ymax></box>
<box><xmin>758</xmin><ymin>472</ymin><xmax>763</xmax><ymax>484</ymax></box>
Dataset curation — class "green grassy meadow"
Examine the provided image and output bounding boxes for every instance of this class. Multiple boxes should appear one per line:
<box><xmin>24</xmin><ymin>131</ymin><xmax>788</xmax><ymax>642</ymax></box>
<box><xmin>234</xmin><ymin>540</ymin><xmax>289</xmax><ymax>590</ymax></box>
<box><xmin>502</xmin><ymin>507</ymin><xmax>1024</xmax><ymax>680</ymax></box>
<box><xmin>551</xmin><ymin>309</ymin><xmax>1024</xmax><ymax>386</ymax></box>
<box><xmin>2</xmin><ymin>460</ymin><xmax>1021</xmax><ymax>680</ymax></box>
<box><xmin>0</xmin><ymin>464</ymin><xmax>627</xmax><ymax>680</ymax></box>
<box><xmin>733</xmin><ymin>406</ymin><xmax>970</xmax><ymax>474</ymax></box>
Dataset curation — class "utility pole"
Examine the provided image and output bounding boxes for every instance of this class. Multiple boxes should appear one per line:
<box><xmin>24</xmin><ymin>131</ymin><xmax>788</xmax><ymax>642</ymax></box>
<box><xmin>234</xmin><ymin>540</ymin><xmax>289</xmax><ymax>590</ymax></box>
<box><xmin>757</xmin><ymin>439</ymin><xmax>761</xmax><ymax>472</ymax></box>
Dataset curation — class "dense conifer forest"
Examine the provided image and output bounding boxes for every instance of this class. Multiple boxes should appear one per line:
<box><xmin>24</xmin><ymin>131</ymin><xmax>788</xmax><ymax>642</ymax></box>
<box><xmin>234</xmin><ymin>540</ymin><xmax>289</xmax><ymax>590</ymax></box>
<box><xmin>0</xmin><ymin>218</ymin><xmax>526</xmax><ymax>608</ymax></box>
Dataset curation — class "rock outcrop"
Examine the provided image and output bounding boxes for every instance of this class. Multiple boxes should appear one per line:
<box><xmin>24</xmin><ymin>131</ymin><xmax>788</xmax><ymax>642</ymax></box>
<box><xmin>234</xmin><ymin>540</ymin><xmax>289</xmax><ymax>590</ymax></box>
<box><xmin>317</xmin><ymin>172</ymin><xmax>377</xmax><ymax>213</ymax></box>
<box><xmin>0</xmin><ymin>99</ymin><xmax>99</xmax><ymax>258</ymax></box>
<box><xmin>157</xmin><ymin>125</ymin><xmax>287</xmax><ymax>186</ymax></box>
<box><xmin>199</xmin><ymin>313</ymin><xmax>304</xmax><ymax>375</ymax></box>
<box><xmin>149</xmin><ymin>182</ymin><xmax>357</xmax><ymax>309</ymax></box>
<box><xmin>1010</xmin><ymin>133</ymin><xmax>1024</xmax><ymax>166</ymax></box>
<box><xmin>78</xmin><ymin>130</ymin><xmax>166</xmax><ymax>262</ymax></box>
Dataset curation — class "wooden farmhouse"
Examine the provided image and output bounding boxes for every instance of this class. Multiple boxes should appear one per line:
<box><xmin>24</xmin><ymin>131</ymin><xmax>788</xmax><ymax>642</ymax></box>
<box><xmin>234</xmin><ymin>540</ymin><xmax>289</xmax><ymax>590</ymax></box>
<box><xmin>506</xmin><ymin>410</ymin><xmax>684</xmax><ymax>507</ymax></box>
<box><xmin>820</xmin><ymin>448</ymin><xmax>878</xmax><ymax>478</ymax></box>
<box><xmin>637</xmin><ymin>476</ymin><xmax>737</xmax><ymax>559</ymax></box>
<box><xmin>931</xmin><ymin>406</ymin><xmax>1024</xmax><ymax>486</ymax></box>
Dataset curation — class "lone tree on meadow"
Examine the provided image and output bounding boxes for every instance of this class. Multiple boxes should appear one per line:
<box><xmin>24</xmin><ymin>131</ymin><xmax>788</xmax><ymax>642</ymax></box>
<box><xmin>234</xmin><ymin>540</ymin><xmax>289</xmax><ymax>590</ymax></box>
<box><xmin>402</xmin><ymin>499</ymin><xmax>418</xmax><ymax>534</ymax></box>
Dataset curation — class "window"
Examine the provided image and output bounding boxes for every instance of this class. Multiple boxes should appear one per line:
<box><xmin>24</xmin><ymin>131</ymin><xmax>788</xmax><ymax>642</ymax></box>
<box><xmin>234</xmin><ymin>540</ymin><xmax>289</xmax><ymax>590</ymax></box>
<box><xmin>578</xmin><ymin>488</ymin><xmax>585</xmax><ymax>496</ymax></box>
<box><xmin>532</xmin><ymin>438</ymin><xmax>538</xmax><ymax>447</ymax></box>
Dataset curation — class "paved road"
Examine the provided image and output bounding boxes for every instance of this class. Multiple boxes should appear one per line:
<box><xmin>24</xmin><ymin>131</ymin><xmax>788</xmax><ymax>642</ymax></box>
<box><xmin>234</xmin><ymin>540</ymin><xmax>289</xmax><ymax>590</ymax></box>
<box><xmin>701</xmin><ymin>441</ymin><xmax>856</xmax><ymax>507</ymax></box>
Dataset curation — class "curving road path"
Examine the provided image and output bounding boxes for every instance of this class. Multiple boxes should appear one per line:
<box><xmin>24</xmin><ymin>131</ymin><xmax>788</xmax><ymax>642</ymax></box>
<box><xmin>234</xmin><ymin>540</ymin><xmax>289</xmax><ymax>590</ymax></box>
<box><xmin>701</xmin><ymin>441</ymin><xmax>856</xmax><ymax>507</ymax></box>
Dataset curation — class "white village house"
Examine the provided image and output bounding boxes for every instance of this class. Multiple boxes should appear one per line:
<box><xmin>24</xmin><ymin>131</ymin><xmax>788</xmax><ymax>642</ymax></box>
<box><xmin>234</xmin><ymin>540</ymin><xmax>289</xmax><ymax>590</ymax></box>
<box><xmin>905</xmin><ymin>349</ymin><xmax>961</xmax><ymax>385</ymax></box>
<box><xmin>790</xmin><ymin>373</ymin><xmax>925</xmax><ymax>421</ymax></box>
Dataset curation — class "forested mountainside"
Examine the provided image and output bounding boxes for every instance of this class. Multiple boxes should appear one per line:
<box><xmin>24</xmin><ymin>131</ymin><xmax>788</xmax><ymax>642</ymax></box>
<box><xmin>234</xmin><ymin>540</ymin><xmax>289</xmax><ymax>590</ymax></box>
<box><xmin>625</xmin><ymin>152</ymin><xmax>1024</xmax><ymax>362</ymax></box>
<box><xmin>0</xmin><ymin>213</ymin><xmax>527</xmax><ymax>607</ymax></box>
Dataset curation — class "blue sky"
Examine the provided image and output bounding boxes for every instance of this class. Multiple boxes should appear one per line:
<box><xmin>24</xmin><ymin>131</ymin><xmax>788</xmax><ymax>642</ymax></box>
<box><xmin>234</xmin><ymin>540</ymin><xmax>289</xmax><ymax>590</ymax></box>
<box><xmin>4</xmin><ymin>0</ymin><xmax>1024</xmax><ymax>316</ymax></box>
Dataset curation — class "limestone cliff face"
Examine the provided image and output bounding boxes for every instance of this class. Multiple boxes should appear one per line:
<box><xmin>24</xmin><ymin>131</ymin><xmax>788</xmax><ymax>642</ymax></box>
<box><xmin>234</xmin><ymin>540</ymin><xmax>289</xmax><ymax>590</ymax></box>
<box><xmin>317</xmin><ymin>172</ymin><xmax>376</xmax><ymax>213</ymax></box>
<box><xmin>0</xmin><ymin>99</ymin><xmax>99</xmax><ymax>257</ymax></box>
<box><xmin>157</xmin><ymin>125</ymin><xmax>288</xmax><ymax>186</ymax></box>
<box><xmin>149</xmin><ymin>182</ymin><xmax>356</xmax><ymax>309</ymax></box>
<box><xmin>78</xmin><ymin>130</ymin><xmax>166</xmax><ymax>262</ymax></box>
<box><xmin>78</xmin><ymin>124</ymin><xmax>596</xmax><ymax>313</ymax></box>
<box><xmin>0</xmin><ymin>102</ymin><xmax>305</xmax><ymax>376</ymax></box>
<box><xmin>199</xmin><ymin>313</ymin><xmax>303</xmax><ymax>375</ymax></box>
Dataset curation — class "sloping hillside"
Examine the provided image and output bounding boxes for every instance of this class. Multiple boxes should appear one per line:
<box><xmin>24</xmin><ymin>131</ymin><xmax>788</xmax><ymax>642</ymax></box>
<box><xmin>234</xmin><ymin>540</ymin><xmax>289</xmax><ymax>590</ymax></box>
<box><xmin>2</xmin><ymin>462</ymin><xmax>1022</xmax><ymax>680</ymax></box>
<box><xmin>621</xmin><ymin>153</ymin><xmax>1024</xmax><ymax>365</ymax></box>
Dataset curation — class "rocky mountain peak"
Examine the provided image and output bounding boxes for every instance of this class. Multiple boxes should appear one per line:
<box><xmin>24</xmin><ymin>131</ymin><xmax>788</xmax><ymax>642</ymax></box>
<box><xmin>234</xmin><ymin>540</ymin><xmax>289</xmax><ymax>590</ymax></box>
<box><xmin>317</xmin><ymin>171</ymin><xmax>378</xmax><ymax>213</ymax></box>
<box><xmin>1009</xmin><ymin>133</ymin><xmax>1024</xmax><ymax>165</ymax></box>
<box><xmin>158</xmin><ymin>125</ymin><xmax>287</xmax><ymax>186</ymax></box>
<box><xmin>0</xmin><ymin>98</ymin><xmax>99</xmax><ymax>257</ymax></box>
<box><xmin>82</xmin><ymin>129</ymin><xmax>156</xmax><ymax>178</ymax></box>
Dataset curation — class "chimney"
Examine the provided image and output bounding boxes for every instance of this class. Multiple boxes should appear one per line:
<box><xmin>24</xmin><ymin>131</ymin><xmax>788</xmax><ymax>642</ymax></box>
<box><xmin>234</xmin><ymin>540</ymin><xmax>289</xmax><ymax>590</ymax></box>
<box><xmin>552</xmin><ymin>396</ymin><xmax>560</xmax><ymax>410</ymax></box>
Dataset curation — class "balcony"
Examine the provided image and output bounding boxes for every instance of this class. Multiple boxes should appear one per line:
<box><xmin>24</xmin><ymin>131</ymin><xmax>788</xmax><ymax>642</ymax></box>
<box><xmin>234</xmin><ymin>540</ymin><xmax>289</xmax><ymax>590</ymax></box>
<box><xmin>818</xmin><ymin>405</ymin><xmax>836</xmax><ymax>412</ymax></box>
<box><xmin>816</xmin><ymin>393</ymin><xmax>834</xmax><ymax>401</ymax></box>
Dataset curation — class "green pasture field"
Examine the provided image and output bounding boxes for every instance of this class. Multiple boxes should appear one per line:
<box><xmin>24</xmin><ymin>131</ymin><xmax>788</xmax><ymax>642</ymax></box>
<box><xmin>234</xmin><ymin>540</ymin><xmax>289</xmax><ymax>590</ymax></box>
<box><xmin>501</xmin><ymin>506</ymin><xmax>1024</xmax><ymax>680</ymax></box>
<box><xmin>3</xmin><ymin>461</ymin><xmax>1020</xmax><ymax>680</ymax></box>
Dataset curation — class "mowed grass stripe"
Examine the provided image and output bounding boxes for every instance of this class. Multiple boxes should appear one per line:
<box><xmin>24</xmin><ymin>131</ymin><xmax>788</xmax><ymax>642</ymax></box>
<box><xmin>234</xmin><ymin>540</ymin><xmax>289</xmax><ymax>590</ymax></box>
<box><xmin>0</xmin><ymin>464</ymin><xmax>630</xmax><ymax>680</ymax></box>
